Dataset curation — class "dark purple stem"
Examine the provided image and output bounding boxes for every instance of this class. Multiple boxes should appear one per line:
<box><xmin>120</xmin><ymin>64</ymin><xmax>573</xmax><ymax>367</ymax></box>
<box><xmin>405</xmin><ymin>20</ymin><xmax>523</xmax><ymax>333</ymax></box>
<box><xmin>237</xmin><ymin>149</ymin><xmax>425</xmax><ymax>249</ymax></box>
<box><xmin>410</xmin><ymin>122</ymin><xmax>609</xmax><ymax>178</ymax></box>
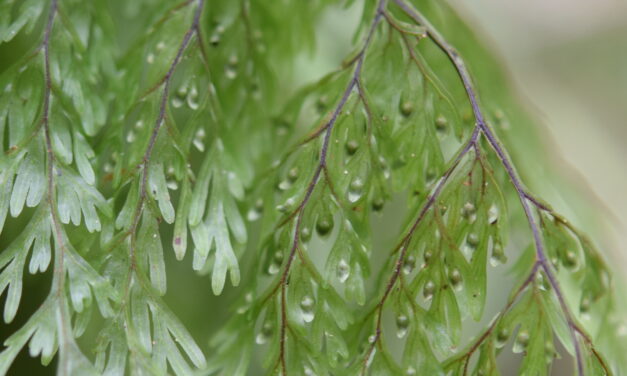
<box><xmin>119</xmin><ymin>0</ymin><xmax>204</xmax><ymax>315</ymax></box>
<box><xmin>42</xmin><ymin>0</ymin><xmax>65</xmax><ymax>291</ymax></box>
<box><xmin>40</xmin><ymin>1</ymin><xmax>77</xmax><ymax>372</ymax></box>
<box><xmin>361</xmin><ymin>126</ymin><xmax>480</xmax><ymax>374</ymax></box>
<box><xmin>392</xmin><ymin>0</ymin><xmax>584</xmax><ymax>373</ymax></box>
<box><xmin>129</xmin><ymin>0</ymin><xmax>205</xmax><ymax>241</ymax></box>
<box><xmin>276</xmin><ymin>2</ymin><xmax>387</xmax><ymax>374</ymax></box>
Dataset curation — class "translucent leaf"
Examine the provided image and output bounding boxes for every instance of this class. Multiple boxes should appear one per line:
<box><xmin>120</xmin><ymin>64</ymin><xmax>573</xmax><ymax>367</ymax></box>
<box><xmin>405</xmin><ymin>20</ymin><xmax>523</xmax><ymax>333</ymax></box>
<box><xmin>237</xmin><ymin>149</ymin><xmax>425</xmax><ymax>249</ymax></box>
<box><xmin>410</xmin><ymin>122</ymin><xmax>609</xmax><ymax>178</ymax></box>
<box><xmin>0</xmin><ymin>0</ymin><xmax>44</xmax><ymax>42</ymax></box>
<box><xmin>28</xmin><ymin>222</ymin><xmax>52</xmax><ymax>274</ymax></box>
<box><xmin>73</xmin><ymin>131</ymin><xmax>95</xmax><ymax>185</ymax></box>
<box><xmin>209</xmin><ymin>201</ymin><xmax>240</xmax><ymax>295</ymax></box>
<box><xmin>138</xmin><ymin>214</ymin><xmax>166</xmax><ymax>295</ymax></box>
<box><xmin>148</xmin><ymin>162</ymin><xmax>175</xmax><ymax>224</ymax></box>
<box><xmin>403</xmin><ymin>326</ymin><xmax>444</xmax><ymax>376</ymax></box>
<box><xmin>172</xmin><ymin>178</ymin><xmax>191</xmax><ymax>260</ymax></box>
<box><xmin>115</xmin><ymin>180</ymin><xmax>140</xmax><ymax>230</ymax></box>
<box><xmin>131</xmin><ymin>284</ymin><xmax>153</xmax><ymax>353</ymax></box>
<box><xmin>0</xmin><ymin>154</ymin><xmax>24</xmax><ymax>235</ymax></box>
<box><xmin>10</xmin><ymin>145</ymin><xmax>45</xmax><ymax>217</ymax></box>
<box><xmin>150</xmin><ymin>298</ymin><xmax>207</xmax><ymax>369</ymax></box>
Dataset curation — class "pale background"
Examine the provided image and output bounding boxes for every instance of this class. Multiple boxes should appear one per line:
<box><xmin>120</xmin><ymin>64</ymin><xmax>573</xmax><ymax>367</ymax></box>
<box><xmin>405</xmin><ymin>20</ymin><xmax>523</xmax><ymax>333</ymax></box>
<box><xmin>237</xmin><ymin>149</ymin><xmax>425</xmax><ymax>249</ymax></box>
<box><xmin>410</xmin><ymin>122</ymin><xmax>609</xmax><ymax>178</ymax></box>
<box><xmin>450</xmin><ymin>0</ymin><xmax>627</xmax><ymax>271</ymax></box>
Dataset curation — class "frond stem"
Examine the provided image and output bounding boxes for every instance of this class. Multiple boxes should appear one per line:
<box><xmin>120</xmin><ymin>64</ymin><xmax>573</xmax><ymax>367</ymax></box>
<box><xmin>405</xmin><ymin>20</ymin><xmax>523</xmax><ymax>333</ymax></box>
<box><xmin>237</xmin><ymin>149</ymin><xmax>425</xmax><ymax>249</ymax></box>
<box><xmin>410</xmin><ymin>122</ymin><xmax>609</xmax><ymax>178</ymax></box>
<box><xmin>392</xmin><ymin>0</ymin><xmax>585</xmax><ymax>373</ymax></box>
<box><xmin>274</xmin><ymin>1</ymin><xmax>387</xmax><ymax>373</ymax></box>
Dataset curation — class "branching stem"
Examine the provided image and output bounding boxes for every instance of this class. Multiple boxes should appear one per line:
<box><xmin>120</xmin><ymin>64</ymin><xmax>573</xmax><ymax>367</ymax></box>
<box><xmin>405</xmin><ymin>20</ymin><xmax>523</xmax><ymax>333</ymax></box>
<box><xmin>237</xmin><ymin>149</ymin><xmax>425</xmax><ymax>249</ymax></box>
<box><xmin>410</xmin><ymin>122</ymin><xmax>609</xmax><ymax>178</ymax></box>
<box><xmin>392</xmin><ymin>0</ymin><xmax>586</xmax><ymax>373</ymax></box>
<box><xmin>113</xmin><ymin>0</ymin><xmax>204</xmax><ymax>352</ymax></box>
<box><xmin>361</xmin><ymin>126</ymin><xmax>479</xmax><ymax>374</ymax></box>
<box><xmin>274</xmin><ymin>1</ymin><xmax>387</xmax><ymax>374</ymax></box>
<box><xmin>116</xmin><ymin>0</ymin><xmax>204</xmax><ymax>301</ymax></box>
<box><xmin>40</xmin><ymin>0</ymin><xmax>76</xmax><ymax>372</ymax></box>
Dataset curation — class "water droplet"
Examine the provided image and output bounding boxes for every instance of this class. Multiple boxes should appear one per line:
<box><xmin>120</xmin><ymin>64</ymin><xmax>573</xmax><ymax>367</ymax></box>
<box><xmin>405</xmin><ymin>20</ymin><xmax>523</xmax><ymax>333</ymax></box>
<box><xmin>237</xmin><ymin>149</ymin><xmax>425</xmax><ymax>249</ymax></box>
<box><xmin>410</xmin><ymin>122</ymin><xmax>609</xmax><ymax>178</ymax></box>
<box><xmin>490</xmin><ymin>242</ymin><xmax>507</xmax><ymax>266</ymax></box>
<box><xmin>580</xmin><ymin>296</ymin><xmax>590</xmax><ymax>314</ymax></box>
<box><xmin>316</xmin><ymin>214</ymin><xmax>333</xmax><ymax>236</ymax></box>
<box><xmin>396</xmin><ymin>315</ymin><xmax>409</xmax><ymax>338</ymax></box>
<box><xmin>368</xmin><ymin>334</ymin><xmax>376</xmax><ymax>343</ymax></box>
<box><xmin>172</xmin><ymin>97</ymin><xmax>183</xmax><ymax>108</ymax></box>
<box><xmin>274</xmin><ymin>118</ymin><xmax>290</xmax><ymax>136</ymax></box>
<box><xmin>345</xmin><ymin>140</ymin><xmax>359</xmax><ymax>155</ymax></box>
<box><xmin>449</xmin><ymin>268</ymin><xmax>462</xmax><ymax>289</ymax></box>
<box><xmin>247</xmin><ymin>199</ymin><xmax>263</xmax><ymax>221</ymax></box>
<box><xmin>462</xmin><ymin>202</ymin><xmax>476</xmax><ymax>221</ymax></box>
<box><xmin>237</xmin><ymin>292</ymin><xmax>253</xmax><ymax>314</ymax></box>
<box><xmin>255</xmin><ymin>321</ymin><xmax>273</xmax><ymax>345</ymax></box>
<box><xmin>228</xmin><ymin>54</ymin><xmax>238</xmax><ymax>65</ymax></box>
<box><xmin>300</xmin><ymin>295</ymin><xmax>315</xmax><ymax>323</ymax></box>
<box><xmin>176</xmin><ymin>84</ymin><xmax>188</xmax><ymax>98</ymax></box>
<box><xmin>225</xmin><ymin>64</ymin><xmax>237</xmax><ymax>79</ymax></box>
<box><xmin>495</xmin><ymin>327</ymin><xmax>509</xmax><ymax>348</ymax></box>
<box><xmin>300</xmin><ymin>227</ymin><xmax>311</xmax><ymax>242</ymax></box>
<box><xmin>348</xmin><ymin>177</ymin><xmax>364</xmax><ymax>203</ymax></box>
<box><xmin>276</xmin><ymin>198</ymin><xmax>295</xmax><ymax>213</ymax></box>
<box><xmin>562</xmin><ymin>250</ymin><xmax>578</xmax><ymax>269</ymax></box>
<box><xmin>156</xmin><ymin>41</ymin><xmax>166</xmax><ymax>51</ymax></box>
<box><xmin>400</xmin><ymin>101</ymin><xmax>414</xmax><ymax>117</ymax></box>
<box><xmin>135</xmin><ymin>120</ymin><xmax>144</xmax><ymax>129</ymax></box>
<box><xmin>267</xmin><ymin>251</ymin><xmax>283</xmax><ymax>275</ymax></box>
<box><xmin>267</xmin><ymin>263</ymin><xmax>280</xmax><ymax>275</ymax></box>
<box><xmin>316</xmin><ymin>95</ymin><xmax>329</xmax><ymax>114</ymax></box>
<box><xmin>277</xmin><ymin>179</ymin><xmax>291</xmax><ymax>191</ymax></box>
<box><xmin>513</xmin><ymin>330</ymin><xmax>529</xmax><ymax>353</ymax></box>
<box><xmin>166</xmin><ymin>180</ymin><xmax>178</xmax><ymax>190</ymax></box>
<box><xmin>225</xmin><ymin>54</ymin><xmax>238</xmax><ymax>79</ymax></box>
<box><xmin>303</xmin><ymin>366</ymin><xmax>315</xmax><ymax>376</ymax></box>
<box><xmin>126</xmin><ymin>130</ymin><xmax>136</xmax><ymax>143</ymax></box>
<box><xmin>371</xmin><ymin>196</ymin><xmax>384</xmax><ymax>212</ymax></box>
<box><xmin>378</xmin><ymin>156</ymin><xmax>390</xmax><ymax>179</ymax></box>
<box><xmin>423</xmin><ymin>280</ymin><xmax>435</xmax><ymax>300</ymax></box>
<box><xmin>406</xmin><ymin>366</ymin><xmax>417</xmax><ymax>375</ymax></box>
<box><xmin>535</xmin><ymin>272</ymin><xmax>550</xmax><ymax>291</ymax></box>
<box><xmin>488</xmin><ymin>204</ymin><xmax>499</xmax><ymax>224</ymax></box>
<box><xmin>187</xmin><ymin>86</ymin><xmax>199</xmax><ymax>110</ymax></box>
<box><xmin>193</xmin><ymin>138</ymin><xmax>204</xmax><ymax>152</ymax></box>
<box><xmin>403</xmin><ymin>255</ymin><xmax>416</xmax><ymax>275</ymax></box>
<box><xmin>544</xmin><ymin>340</ymin><xmax>555</xmax><ymax>363</ymax></box>
<box><xmin>210</xmin><ymin>34</ymin><xmax>220</xmax><ymax>46</ymax></box>
<box><xmin>466</xmin><ymin>233</ymin><xmax>479</xmax><ymax>249</ymax></box>
<box><xmin>337</xmin><ymin>259</ymin><xmax>350</xmax><ymax>283</ymax></box>
<box><xmin>146</xmin><ymin>53</ymin><xmax>155</xmax><ymax>64</ymax></box>
<box><xmin>435</xmin><ymin>114</ymin><xmax>448</xmax><ymax>133</ymax></box>
<box><xmin>193</xmin><ymin>128</ymin><xmax>205</xmax><ymax>151</ymax></box>
<box><xmin>423</xmin><ymin>249</ymin><xmax>433</xmax><ymax>265</ymax></box>
<box><xmin>287</xmin><ymin>167</ymin><xmax>299</xmax><ymax>182</ymax></box>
